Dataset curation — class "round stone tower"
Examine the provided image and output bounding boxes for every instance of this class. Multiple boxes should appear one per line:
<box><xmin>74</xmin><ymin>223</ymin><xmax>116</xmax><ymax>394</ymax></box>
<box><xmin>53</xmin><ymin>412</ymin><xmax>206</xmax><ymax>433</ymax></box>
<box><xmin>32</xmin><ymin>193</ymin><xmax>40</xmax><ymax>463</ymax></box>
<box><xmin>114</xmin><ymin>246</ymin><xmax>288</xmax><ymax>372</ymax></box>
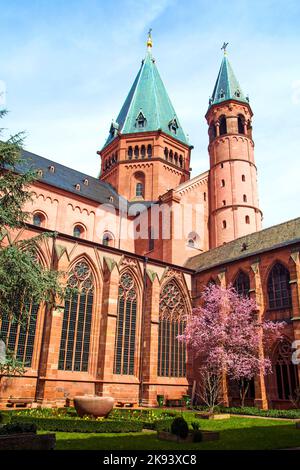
<box><xmin>206</xmin><ymin>47</ymin><xmax>262</xmax><ymax>248</ymax></box>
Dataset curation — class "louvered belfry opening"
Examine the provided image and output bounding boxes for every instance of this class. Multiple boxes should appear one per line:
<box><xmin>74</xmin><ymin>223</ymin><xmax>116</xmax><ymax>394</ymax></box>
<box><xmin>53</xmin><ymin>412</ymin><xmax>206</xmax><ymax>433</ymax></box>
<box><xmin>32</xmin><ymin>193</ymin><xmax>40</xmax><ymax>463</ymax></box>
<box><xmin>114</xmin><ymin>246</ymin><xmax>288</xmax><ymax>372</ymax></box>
<box><xmin>114</xmin><ymin>272</ymin><xmax>137</xmax><ymax>375</ymax></box>
<box><xmin>58</xmin><ymin>261</ymin><xmax>94</xmax><ymax>372</ymax></box>
<box><xmin>0</xmin><ymin>302</ymin><xmax>39</xmax><ymax>367</ymax></box>
<box><xmin>158</xmin><ymin>280</ymin><xmax>186</xmax><ymax>377</ymax></box>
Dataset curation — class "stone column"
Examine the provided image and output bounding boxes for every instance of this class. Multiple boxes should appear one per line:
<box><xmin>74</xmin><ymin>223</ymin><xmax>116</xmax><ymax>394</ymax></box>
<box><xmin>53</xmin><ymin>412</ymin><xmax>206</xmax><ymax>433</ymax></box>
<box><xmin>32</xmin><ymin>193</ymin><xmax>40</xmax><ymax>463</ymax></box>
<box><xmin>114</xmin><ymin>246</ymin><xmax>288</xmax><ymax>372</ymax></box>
<box><xmin>95</xmin><ymin>257</ymin><xmax>119</xmax><ymax>397</ymax></box>
<box><xmin>290</xmin><ymin>250</ymin><xmax>300</xmax><ymax>385</ymax></box>
<box><xmin>217</xmin><ymin>269</ymin><xmax>229</xmax><ymax>407</ymax></box>
<box><xmin>250</xmin><ymin>260</ymin><xmax>268</xmax><ymax>410</ymax></box>
<box><xmin>141</xmin><ymin>270</ymin><xmax>160</xmax><ymax>406</ymax></box>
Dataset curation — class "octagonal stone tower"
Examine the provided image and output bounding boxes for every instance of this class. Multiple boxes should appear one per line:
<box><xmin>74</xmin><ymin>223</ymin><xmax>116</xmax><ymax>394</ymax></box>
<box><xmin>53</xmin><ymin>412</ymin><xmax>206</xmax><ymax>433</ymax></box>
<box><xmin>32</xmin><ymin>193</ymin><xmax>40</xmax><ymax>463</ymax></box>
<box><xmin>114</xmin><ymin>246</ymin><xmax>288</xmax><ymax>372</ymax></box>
<box><xmin>206</xmin><ymin>48</ymin><xmax>262</xmax><ymax>248</ymax></box>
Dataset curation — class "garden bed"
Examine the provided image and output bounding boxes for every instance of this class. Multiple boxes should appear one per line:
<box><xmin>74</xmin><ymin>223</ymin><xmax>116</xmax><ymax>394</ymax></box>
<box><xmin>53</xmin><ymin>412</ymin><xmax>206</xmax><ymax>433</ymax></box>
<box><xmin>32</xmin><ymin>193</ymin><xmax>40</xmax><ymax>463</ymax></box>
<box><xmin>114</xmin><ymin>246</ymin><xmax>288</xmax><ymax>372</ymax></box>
<box><xmin>157</xmin><ymin>430</ymin><xmax>219</xmax><ymax>443</ymax></box>
<box><xmin>195</xmin><ymin>412</ymin><xmax>230</xmax><ymax>420</ymax></box>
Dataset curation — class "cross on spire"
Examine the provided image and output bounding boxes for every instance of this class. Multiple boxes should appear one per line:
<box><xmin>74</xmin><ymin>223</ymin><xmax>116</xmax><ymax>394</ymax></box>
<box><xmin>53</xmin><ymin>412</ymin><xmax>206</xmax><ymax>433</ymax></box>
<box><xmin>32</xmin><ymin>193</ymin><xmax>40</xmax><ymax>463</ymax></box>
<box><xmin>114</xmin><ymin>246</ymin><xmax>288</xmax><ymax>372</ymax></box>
<box><xmin>147</xmin><ymin>28</ymin><xmax>153</xmax><ymax>48</ymax></box>
<box><xmin>221</xmin><ymin>42</ymin><xmax>229</xmax><ymax>55</ymax></box>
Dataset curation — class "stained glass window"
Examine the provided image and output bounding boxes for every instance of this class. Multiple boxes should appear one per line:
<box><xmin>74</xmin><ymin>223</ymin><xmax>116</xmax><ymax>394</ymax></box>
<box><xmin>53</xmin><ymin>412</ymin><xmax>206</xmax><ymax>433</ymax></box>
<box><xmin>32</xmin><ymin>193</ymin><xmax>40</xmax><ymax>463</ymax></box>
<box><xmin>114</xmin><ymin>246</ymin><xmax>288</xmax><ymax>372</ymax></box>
<box><xmin>58</xmin><ymin>261</ymin><xmax>94</xmax><ymax>372</ymax></box>
<box><xmin>114</xmin><ymin>273</ymin><xmax>137</xmax><ymax>375</ymax></box>
<box><xmin>158</xmin><ymin>281</ymin><xmax>186</xmax><ymax>377</ymax></box>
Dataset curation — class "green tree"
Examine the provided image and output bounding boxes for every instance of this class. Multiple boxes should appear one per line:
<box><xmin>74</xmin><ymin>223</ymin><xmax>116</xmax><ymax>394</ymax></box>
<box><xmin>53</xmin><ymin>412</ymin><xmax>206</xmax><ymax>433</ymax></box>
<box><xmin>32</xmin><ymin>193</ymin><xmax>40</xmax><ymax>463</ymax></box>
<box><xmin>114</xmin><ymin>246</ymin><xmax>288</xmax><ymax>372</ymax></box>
<box><xmin>0</xmin><ymin>108</ymin><xmax>64</xmax><ymax>326</ymax></box>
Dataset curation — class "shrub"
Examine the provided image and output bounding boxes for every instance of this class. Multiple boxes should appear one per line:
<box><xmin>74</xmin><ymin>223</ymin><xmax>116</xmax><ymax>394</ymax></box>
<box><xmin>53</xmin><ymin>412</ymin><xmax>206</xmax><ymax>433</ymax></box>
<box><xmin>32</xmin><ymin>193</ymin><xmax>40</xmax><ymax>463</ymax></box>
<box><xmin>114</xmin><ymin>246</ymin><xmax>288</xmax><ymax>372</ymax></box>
<box><xmin>0</xmin><ymin>412</ymin><xmax>3</xmax><ymax>424</ymax></box>
<box><xmin>219</xmin><ymin>406</ymin><xmax>300</xmax><ymax>420</ymax></box>
<box><xmin>193</xmin><ymin>430</ymin><xmax>203</xmax><ymax>443</ymax></box>
<box><xmin>191</xmin><ymin>421</ymin><xmax>200</xmax><ymax>431</ymax></box>
<box><xmin>153</xmin><ymin>417</ymin><xmax>175</xmax><ymax>432</ymax></box>
<box><xmin>157</xmin><ymin>395</ymin><xmax>164</xmax><ymax>407</ymax></box>
<box><xmin>170</xmin><ymin>417</ymin><xmax>189</xmax><ymax>439</ymax></box>
<box><xmin>10</xmin><ymin>415</ymin><xmax>143</xmax><ymax>433</ymax></box>
<box><xmin>0</xmin><ymin>422</ymin><xmax>37</xmax><ymax>435</ymax></box>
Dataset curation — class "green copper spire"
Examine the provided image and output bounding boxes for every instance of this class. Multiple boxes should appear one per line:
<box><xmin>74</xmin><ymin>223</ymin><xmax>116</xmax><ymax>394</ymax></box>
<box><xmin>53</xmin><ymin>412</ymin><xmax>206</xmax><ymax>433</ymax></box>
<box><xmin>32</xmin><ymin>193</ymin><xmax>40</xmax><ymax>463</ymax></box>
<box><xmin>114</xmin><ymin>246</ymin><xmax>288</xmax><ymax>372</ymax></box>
<box><xmin>209</xmin><ymin>46</ymin><xmax>249</xmax><ymax>109</ymax></box>
<box><xmin>102</xmin><ymin>32</ymin><xmax>188</xmax><ymax>149</ymax></box>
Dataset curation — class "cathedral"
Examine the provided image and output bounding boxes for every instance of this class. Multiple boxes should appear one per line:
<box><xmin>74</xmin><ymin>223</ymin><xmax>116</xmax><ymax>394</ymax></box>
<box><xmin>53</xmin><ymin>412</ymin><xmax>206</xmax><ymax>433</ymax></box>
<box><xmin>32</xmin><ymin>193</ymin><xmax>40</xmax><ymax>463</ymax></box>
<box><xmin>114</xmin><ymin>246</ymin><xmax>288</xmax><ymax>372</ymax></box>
<box><xmin>1</xmin><ymin>33</ymin><xmax>299</xmax><ymax>410</ymax></box>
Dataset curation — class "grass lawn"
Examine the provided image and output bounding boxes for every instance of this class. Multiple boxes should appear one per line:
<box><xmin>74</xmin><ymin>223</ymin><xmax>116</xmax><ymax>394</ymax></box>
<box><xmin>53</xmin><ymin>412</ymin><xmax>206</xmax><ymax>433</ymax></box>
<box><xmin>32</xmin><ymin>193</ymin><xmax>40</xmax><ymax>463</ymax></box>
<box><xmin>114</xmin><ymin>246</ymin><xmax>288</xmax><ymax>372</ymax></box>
<box><xmin>40</xmin><ymin>412</ymin><xmax>300</xmax><ymax>450</ymax></box>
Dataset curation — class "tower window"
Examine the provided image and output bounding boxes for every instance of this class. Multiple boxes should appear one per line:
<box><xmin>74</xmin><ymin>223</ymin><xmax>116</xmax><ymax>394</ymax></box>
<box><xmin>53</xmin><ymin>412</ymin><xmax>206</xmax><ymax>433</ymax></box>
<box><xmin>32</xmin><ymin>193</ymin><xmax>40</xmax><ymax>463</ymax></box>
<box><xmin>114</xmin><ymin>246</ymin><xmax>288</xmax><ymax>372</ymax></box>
<box><xmin>222</xmin><ymin>200</ymin><xmax>226</xmax><ymax>206</ymax></box>
<box><xmin>164</xmin><ymin>147</ymin><xmax>168</xmax><ymax>160</ymax></box>
<box><xmin>221</xmin><ymin>179</ymin><xmax>225</xmax><ymax>187</ymax></box>
<box><xmin>134</xmin><ymin>145</ymin><xmax>139</xmax><ymax>159</ymax></box>
<box><xmin>243</xmin><ymin>194</ymin><xmax>247</xmax><ymax>202</ymax></box>
<box><xmin>141</xmin><ymin>145</ymin><xmax>146</xmax><ymax>159</ymax></box>
<box><xmin>73</xmin><ymin>225</ymin><xmax>84</xmax><ymax>238</ymax></box>
<box><xmin>219</xmin><ymin>116</ymin><xmax>227</xmax><ymax>135</ymax></box>
<box><xmin>128</xmin><ymin>146</ymin><xmax>133</xmax><ymax>160</ymax></box>
<box><xmin>238</xmin><ymin>115</ymin><xmax>245</xmax><ymax>134</ymax></box>
<box><xmin>169</xmin><ymin>150</ymin><xmax>173</xmax><ymax>163</ymax></box>
<box><xmin>33</xmin><ymin>212</ymin><xmax>46</xmax><ymax>227</ymax></box>
<box><xmin>136</xmin><ymin>182</ymin><xmax>144</xmax><ymax>197</ymax></box>
<box><xmin>245</xmin><ymin>215</ymin><xmax>250</xmax><ymax>224</ymax></box>
<box><xmin>222</xmin><ymin>220</ymin><xmax>227</xmax><ymax>229</ymax></box>
<box><xmin>179</xmin><ymin>155</ymin><xmax>183</xmax><ymax>168</ymax></box>
<box><xmin>147</xmin><ymin>144</ymin><xmax>152</xmax><ymax>158</ymax></box>
<box><xmin>242</xmin><ymin>174</ymin><xmax>246</xmax><ymax>182</ymax></box>
<box><xmin>221</xmin><ymin>163</ymin><xmax>224</xmax><ymax>168</ymax></box>
<box><xmin>174</xmin><ymin>152</ymin><xmax>178</xmax><ymax>165</ymax></box>
<box><xmin>204</xmin><ymin>192</ymin><xmax>207</xmax><ymax>201</ymax></box>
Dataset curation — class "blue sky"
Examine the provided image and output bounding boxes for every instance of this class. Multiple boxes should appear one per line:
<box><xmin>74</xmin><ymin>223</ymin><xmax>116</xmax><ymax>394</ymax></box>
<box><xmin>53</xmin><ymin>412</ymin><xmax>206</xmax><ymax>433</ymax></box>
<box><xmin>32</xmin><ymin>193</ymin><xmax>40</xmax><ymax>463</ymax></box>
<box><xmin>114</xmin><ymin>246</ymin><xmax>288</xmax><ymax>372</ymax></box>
<box><xmin>1</xmin><ymin>0</ymin><xmax>300</xmax><ymax>228</ymax></box>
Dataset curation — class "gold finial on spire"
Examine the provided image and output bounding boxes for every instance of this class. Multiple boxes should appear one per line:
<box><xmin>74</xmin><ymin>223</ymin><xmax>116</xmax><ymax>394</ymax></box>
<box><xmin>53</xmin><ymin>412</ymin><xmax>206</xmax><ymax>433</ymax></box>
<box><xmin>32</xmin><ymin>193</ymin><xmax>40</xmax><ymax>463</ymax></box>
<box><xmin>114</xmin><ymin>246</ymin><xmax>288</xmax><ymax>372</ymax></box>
<box><xmin>221</xmin><ymin>42</ymin><xmax>229</xmax><ymax>56</ymax></box>
<box><xmin>147</xmin><ymin>28</ymin><xmax>153</xmax><ymax>49</ymax></box>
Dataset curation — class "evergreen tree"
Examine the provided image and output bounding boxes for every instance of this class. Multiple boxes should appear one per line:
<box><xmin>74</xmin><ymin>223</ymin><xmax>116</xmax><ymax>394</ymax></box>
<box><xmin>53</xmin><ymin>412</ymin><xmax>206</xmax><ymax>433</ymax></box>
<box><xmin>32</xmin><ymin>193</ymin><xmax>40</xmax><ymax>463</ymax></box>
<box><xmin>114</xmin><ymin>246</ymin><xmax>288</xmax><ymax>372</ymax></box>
<box><xmin>0</xmin><ymin>108</ymin><xmax>64</xmax><ymax>325</ymax></box>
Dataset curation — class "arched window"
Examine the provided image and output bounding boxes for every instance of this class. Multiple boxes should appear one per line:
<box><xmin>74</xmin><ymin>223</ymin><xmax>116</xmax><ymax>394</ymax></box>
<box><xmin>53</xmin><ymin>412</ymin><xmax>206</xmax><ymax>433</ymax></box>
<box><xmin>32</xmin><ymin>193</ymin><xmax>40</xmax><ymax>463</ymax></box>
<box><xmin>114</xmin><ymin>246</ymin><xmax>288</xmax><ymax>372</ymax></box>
<box><xmin>219</xmin><ymin>116</ymin><xmax>227</xmax><ymax>135</ymax></box>
<box><xmin>209</xmin><ymin>122</ymin><xmax>216</xmax><ymax>142</ymax></box>
<box><xmin>33</xmin><ymin>212</ymin><xmax>46</xmax><ymax>227</ymax></box>
<box><xmin>222</xmin><ymin>220</ymin><xmax>227</xmax><ymax>229</ymax></box>
<box><xmin>243</xmin><ymin>194</ymin><xmax>247</xmax><ymax>203</ymax></box>
<box><xmin>179</xmin><ymin>155</ymin><xmax>183</xmax><ymax>168</ymax></box>
<box><xmin>58</xmin><ymin>261</ymin><xmax>94</xmax><ymax>372</ymax></box>
<box><xmin>141</xmin><ymin>145</ymin><xmax>146</xmax><ymax>159</ymax></box>
<box><xmin>134</xmin><ymin>145</ymin><xmax>139</xmax><ymax>159</ymax></box>
<box><xmin>158</xmin><ymin>281</ymin><xmax>186</xmax><ymax>377</ymax></box>
<box><xmin>114</xmin><ymin>273</ymin><xmax>137</xmax><ymax>375</ymax></box>
<box><xmin>136</xmin><ymin>182</ymin><xmax>144</xmax><ymax>197</ymax></box>
<box><xmin>221</xmin><ymin>179</ymin><xmax>225</xmax><ymax>187</ymax></box>
<box><xmin>267</xmin><ymin>263</ymin><xmax>292</xmax><ymax>310</ymax></box>
<box><xmin>234</xmin><ymin>271</ymin><xmax>250</xmax><ymax>297</ymax></box>
<box><xmin>128</xmin><ymin>146</ymin><xmax>133</xmax><ymax>160</ymax></box>
<box><xmin>242</xmin><ymin>174</ymin><xmax>246</xmax><ymax>182</ymax></box>
<box><xmin>73</xmin><ymin>225</ymin><xmax>84</xmax><ymax>238</ymax></box>
<box><xmin>0</xmin><ymin>302</ymin><xmax>39</xmax><ymax>367</ymax></box>
<box><xmin>102</xmin><ymin>231</ymin><xmax>114</xmax><ymax>247</ymax></box>
<box><xmin>147</xmin><ymin>144</ymin><xmax>152</xmax><ymax>158</ymax></box>
<box><xmin>275</xmin><ymin>341</ymin><xmax>299</xmax><ymax>400</ymax></box>
<box><xmin>238</xmin><ymin>115</ymin><xmax>245</xmax><ymax>134</ymax></box>
<box><xmin>245</xmin><ymin>215</ymin><xmax>250</xmax><ymax>224</ymax></box>
<box><xmin>169</xmin><ymin>150</ymin><xmax>173</xmax><ymax>163</ymax></box>
<box><xmin>174</xmin><ymin>152</ymin><xmax>178</xmax><ymax>165</ymax></box>
<box><xmin>164</xmin><ymin>147</ymin><xmax>168</xmax><ymax>160</ymax></box>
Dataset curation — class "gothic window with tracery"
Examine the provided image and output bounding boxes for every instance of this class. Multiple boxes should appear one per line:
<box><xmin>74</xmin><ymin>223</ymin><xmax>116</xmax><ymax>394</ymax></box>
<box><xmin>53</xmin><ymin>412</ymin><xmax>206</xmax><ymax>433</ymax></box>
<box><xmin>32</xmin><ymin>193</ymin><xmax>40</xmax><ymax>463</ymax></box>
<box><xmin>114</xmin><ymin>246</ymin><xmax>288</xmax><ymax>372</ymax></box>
<box><xmin>267</xmin><ymin>263</ymin><xmax>292</xmax><ymax>310</ymax></box>
<box><xmin>234</xmin><ymin>271</ymin><xmax>250</xmax><ymax>297</ymax></box>
<box><xmin>158</xmin><ymin>280</ymin><xmax>186</xmax><ymax>377</ymax></box>
<box><xmin>275</xmin><ymin>341</ymin><xmax>299</xmax><ymax>400</ymax></box>
<box><xmin>114</xmin><ymin>273</ymin><xmax>137</xmax><ymax>375</ymax></box>
<box><xmin>58</xmin><ymin>261</ymin><xmax>94</xmax><ymax>372</ymax></box>
<box><xmin>0</xmin><ymin>302</ymin><xmax>39</xmax><ymax>367</ymax></box>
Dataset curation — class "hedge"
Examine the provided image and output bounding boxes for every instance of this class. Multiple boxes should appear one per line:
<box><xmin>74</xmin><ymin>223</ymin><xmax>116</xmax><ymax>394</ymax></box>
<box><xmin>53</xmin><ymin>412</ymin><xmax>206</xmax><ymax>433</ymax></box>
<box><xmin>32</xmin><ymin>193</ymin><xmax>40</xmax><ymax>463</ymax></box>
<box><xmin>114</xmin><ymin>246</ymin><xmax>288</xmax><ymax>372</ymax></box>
<box><xmin>217</xmin><ymin>406</ymin><xmax>300</xmax><ymax>419</ymax></box>
<box><xmin>10</xmin><ymin>415</ymin><xmax>143</xmax><ymax>433</ymax></box>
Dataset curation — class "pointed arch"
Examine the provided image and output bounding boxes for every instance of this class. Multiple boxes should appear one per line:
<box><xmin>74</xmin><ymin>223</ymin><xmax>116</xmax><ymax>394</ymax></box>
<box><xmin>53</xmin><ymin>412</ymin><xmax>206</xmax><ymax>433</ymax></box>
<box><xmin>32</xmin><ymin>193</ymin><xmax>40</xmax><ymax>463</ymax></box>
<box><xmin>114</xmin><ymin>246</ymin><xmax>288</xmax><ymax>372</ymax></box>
<box><xmin>267</xmin><ymin>262</ymin><xmax>292</xmax><ymax>310</ymax></box>
<box><xmin>233</xmin><ymin>270</ymin><xmax>250</xmax><ymax>297</ymax></box>
<box><xmin>273</xmin><ymin>339</ymin><xmax>299</xmax><ymax>400</ymax></box>
<box><xmin>158</xmin><ymin>277</ymin><xmax>189</xmax><ymax>377</ymax></box>
<box><xmin>114</xmin><ymin>270</ymin><xmax>139</xmax><ymax>375</ymax></box>
<box><xmin>58</xmin><ymin>258</ymin><xmax>96</xmax><ymax>372</ymax></box>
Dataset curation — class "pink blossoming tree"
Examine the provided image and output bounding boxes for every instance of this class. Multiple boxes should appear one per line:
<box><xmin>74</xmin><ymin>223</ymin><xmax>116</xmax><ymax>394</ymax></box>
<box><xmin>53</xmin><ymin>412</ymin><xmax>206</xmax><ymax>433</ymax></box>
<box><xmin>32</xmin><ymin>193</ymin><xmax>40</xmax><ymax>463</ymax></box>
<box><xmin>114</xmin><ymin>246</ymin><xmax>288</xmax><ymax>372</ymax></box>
<box><xmin>178</xmin><ymin>284</ymin><xmax>285</xmax><ymax>410</ymax></box>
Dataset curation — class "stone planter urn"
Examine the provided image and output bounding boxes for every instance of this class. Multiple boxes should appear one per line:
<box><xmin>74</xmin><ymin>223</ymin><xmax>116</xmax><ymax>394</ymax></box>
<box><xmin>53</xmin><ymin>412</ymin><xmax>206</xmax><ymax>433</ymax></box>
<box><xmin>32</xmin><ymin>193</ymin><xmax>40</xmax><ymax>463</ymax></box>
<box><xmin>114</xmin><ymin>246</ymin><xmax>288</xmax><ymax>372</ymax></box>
<box><xmin>73</xmin><ymin>395</ymin><xmax>114</xmax><ymax>418</ymax></box>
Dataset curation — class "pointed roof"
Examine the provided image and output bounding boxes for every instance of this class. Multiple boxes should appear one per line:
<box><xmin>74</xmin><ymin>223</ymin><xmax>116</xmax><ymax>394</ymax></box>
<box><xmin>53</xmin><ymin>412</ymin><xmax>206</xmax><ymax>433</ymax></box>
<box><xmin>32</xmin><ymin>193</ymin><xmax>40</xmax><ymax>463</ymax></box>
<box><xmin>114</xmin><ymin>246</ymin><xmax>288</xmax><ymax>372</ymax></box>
<box><xmin>102</xmin><ymin>39</ymin><xmax>188</xmax><ymax>149</ymax></box>
<box><xmin>208</xmin><ymin>54</ymin><xmax>249</xmax><ymax>109</ymax></box>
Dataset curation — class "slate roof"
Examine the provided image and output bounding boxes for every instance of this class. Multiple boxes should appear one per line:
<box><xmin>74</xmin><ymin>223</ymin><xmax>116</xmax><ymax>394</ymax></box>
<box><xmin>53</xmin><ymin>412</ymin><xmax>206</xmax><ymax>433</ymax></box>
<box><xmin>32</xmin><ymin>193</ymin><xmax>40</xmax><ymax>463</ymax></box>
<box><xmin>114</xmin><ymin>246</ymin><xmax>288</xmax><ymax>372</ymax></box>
<box><xmin>102</xmin><ymin>48</ymin><xmax>188</xmax><ymax>149</ymax></box>
<box><xmin>17</xmin><ymin>149</ymin><xmax>127</xmax><ymax>209</ymax></box>
<box><xmin>185</xmin><ymin>218</ymin><xmax>300</xmax><ymax>272</ymax></box>
<box><xmin>209</xmin><ymin>55</ymin><xmax>249</xmax><ymax>109</ymax></box>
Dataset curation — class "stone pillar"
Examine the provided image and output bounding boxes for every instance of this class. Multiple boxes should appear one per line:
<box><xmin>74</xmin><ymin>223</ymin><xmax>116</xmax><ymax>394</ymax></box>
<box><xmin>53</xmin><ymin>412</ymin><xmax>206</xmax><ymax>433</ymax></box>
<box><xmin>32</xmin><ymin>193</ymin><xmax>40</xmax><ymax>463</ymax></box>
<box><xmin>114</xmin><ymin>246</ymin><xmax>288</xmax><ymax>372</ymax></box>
<box><xmin>95</xmin><ymin>257</ymin><xmax>119</xmax><ymax>397</ymax></box>
<box><xmin>217</xmin><ymin>269</ymin><xmax>229</xmax><ymax>407</ymax></box>
<box><xmin>141</xmin><ymin>271</ymin><xmax>160</xmax><ymax>406</ymax></box>
<box><xmin>250</xmin><ymin>260</ymin><xmax>268</xmax><ymax>410</ymax></box>
<box><xmin>290</xmin><ymin>250</ymin><xmax>300</xmax><ymax>385</ymax></box>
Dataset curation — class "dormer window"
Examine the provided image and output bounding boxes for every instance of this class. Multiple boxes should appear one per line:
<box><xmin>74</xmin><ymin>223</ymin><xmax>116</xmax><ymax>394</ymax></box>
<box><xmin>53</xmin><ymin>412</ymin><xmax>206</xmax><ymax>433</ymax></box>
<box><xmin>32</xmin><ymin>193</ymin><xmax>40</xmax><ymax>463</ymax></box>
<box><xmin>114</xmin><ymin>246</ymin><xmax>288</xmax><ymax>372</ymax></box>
<box><xmin>109</xmin><ymin>121</ymin><xmax>119</xmax><ymax>138</ymax></box>
<box><xmin>135</xmin><ymin>111</ymin><xmax>146</xmax><ymax>129</ymax></box>
<box><xmin>235</xmin><ymin>89</ymin><xmax>241</xmax><ymax>98</ymax></box>
<box><xmin>37</xmin><ymin>169</ymin><xmax>43</xmax><ymax>177</ymax></box>
<box><xmin>168</xmin><ymin>118</ymin><xmax>178</xmax><ymax>134</ymax></box>
<box><xmin>48</xmin><ymin>165</ymin><xmax>55</xmax><ymax>173</ymax></box>
<box><xmin>83</xmin><ymin>178</ymin><xmax>89</xmax><ymax>186</ymax></box>
<box><xmin>219</xmin><ymin>89</ymin><xmax>225</xmax><ymax>99</ymax></box>
<box><xmin>75</xmin><ymin>183</ymin><xmax>81</xmax><ymax>191</ymax></box>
